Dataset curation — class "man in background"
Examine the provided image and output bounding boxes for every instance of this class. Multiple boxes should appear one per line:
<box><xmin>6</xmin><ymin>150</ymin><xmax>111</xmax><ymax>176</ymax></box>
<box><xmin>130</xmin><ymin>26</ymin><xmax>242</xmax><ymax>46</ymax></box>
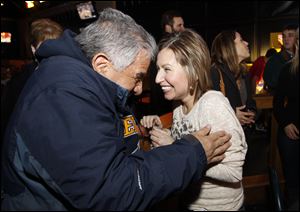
<box><xmin>263</xmin><ymin>24</ymin><xmax>297</xmax><ymax>94</ymax></box>
<box><xmin>161</xmin><ymin>10</ymin><xmax>185</xmax><ymax>34</ymax></box>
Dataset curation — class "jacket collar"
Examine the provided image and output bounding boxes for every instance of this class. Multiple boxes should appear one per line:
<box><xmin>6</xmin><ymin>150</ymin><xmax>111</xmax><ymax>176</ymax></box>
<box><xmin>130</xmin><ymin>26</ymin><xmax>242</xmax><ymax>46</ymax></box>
<box><xmin>116</xmin><ymin>85</ymin><xmax>131</xmax><ymax>114</ymax></box>
<box><xmin>96</xmin><ymin>73</ymin><xmax>131</xmax><ymax>115</ymax></box>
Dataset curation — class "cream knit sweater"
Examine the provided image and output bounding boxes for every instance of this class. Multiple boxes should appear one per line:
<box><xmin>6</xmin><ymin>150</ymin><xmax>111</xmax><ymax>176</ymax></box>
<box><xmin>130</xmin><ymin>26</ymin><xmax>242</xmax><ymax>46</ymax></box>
<box><xmin>171</xmin><ymin>90</ymin><xmax>247</xmax><ymax>211</ymax></box>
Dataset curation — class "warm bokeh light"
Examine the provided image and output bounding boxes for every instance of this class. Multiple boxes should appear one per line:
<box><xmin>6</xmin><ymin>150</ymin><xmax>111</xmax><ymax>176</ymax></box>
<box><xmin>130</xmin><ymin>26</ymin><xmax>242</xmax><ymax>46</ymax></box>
<box><xmin>270</xmin><ymin>32</ymin><xmax>282</xmax><ymax>52</ymax></box>
<box><xmin>1</xmin><ymin>32</ymin><xmax>12</xmax><ymax>43</ymax></box>
<box><xmin>246</xmin><ymin>63</ymin><xmax>253</xmax><ymax>69</ymax></box>
<box><xmin>25</xmin><ymin>1</ymin><xmax>35</xmax><ymax>9</ymax></box>
<box><xmin>255</xmin><ymin>79</ymin><xmax>265</xmax><ymax>94</ymax></box>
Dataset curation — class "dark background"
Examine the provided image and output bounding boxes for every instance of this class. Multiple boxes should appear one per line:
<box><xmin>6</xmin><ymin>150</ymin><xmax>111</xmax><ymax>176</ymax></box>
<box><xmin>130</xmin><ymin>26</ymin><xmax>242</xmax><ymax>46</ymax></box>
<box><xmin>1</xmin><ymin>1</ymin><xmax>299</xmax><ymax>60</ymax></box>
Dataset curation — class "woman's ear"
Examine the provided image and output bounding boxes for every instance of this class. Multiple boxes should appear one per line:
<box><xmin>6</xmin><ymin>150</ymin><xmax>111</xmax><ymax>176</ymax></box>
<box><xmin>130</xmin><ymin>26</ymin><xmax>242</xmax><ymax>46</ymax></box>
<box><xmin>31</xmin><ymin>45</ymin><xmax>36</xmax><ymax>55</ymax></box>
<box><xmin>92</xmin><ymin>53</ymin><xmax>111</xmax><ymax>75</ymax></box>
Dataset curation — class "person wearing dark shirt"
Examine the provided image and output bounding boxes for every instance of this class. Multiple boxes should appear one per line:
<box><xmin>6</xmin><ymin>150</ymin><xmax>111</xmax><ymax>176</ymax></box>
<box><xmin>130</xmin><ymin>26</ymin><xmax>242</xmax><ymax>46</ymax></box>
<box><xmin>210</xmin><ymin>30</ymin><xmax>256</xmax><ymax>130</ymax></box>
<box><xmin>1</xmin><ymin>18</ymin><xmax>63</xmax><ymax>144</ymax></box>
<box><xmin>248</xmin><ymin>48</ymin><xmax>277</xmax><ymax>132</ymax></box>
<box><xmin>249</xmin><ymin>48</ymin><xmax>277</xmax><ymax>95</ymax></box>
<box><xmin>273</xmin><ymin>28</ymin><xmax>299</xmax><ymax>210</ymax></box>
<box><xmin>210</xmin><ymin>30</ymin><xmax>258</xmax><ymax>183</ymax></box>
<box><xmin>263</xmin><ymin>24</ymin><xmax>297</xmax><ymax>94</ymax></box>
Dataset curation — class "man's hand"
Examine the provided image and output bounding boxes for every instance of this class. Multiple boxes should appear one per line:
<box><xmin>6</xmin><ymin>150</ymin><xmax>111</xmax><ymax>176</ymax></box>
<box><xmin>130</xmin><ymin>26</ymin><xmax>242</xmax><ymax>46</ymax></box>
<box><xmin>284</xmin><ymin>123</ymin><xmax>299</xmax><ymax>140</ymax></box>
<box><xmin>192</xmin><ymin>125</ymin><xmax>231</xmax><ymax>164</ymax></box>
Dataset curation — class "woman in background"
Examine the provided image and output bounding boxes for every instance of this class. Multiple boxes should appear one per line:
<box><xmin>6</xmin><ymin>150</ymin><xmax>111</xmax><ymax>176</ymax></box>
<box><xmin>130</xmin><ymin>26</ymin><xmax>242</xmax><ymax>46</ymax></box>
<box><xmin>210</xmin><ymin>30</ymin><xmax>256</xmax><ymax>131</ymax></box>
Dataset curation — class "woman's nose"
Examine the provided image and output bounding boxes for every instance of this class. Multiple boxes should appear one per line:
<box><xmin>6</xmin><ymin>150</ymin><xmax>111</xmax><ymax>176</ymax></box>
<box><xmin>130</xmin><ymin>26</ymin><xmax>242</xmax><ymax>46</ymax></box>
<box><xmin>155</xmin><ymin>69</ymin><xmax>164</xmax><ymax>84</ymax></box>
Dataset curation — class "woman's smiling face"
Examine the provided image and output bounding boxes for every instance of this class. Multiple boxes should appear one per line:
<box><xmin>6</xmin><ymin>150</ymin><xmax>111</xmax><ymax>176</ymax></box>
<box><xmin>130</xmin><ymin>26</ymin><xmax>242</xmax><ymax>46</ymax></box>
<box><xmin>156</xmin><ymin>48</ymin><xmax>193</xmax><ymax>104</ymax></box>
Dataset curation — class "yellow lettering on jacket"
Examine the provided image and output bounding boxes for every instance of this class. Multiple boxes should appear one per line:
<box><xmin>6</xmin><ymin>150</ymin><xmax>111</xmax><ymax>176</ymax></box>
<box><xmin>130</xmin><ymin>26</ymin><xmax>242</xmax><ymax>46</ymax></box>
<box><xmin>123</xmin><ymin>115</ymin><xmax>139</xmax><ymax>138</ymax></box>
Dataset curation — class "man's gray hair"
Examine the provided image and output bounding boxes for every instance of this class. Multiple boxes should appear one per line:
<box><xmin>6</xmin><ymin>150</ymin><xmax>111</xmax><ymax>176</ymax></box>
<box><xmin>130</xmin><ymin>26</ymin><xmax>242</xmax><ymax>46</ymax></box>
<box><xmin>75</xmin><ymin>8</ymin><xmax>157</xmax><ymax>71</ymax></box>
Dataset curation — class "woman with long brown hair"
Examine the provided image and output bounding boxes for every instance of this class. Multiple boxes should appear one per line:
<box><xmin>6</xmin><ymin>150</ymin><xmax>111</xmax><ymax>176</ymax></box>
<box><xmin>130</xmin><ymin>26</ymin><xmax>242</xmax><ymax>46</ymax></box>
<box><xmin>210</xmin><ymin>30</ymin><xmax>256</xmax><ymax>135</ymax></box>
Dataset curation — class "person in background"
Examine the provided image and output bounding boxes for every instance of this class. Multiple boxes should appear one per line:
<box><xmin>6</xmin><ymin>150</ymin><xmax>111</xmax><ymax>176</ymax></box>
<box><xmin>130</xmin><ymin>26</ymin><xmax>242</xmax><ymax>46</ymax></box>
<box><xmin>29</xmin><ymin>18</ymin><xmax>64</xmax><ymax>56</ymax></box>
<box><xmin>141</xmin><ymin>29</ymin><xmax>247</xmax><ymax>211</ymax></box>
<box><xmin>161</xmin><ymin>10</ymin><xmax>185</xmax><ymax>35</ymax></box>
<box><xmin>273</xmin><ymin>28</ymin><xmax>299</xmax><ymax>210</ymax></box>
<box><xmin>210</xmin><ymin>31</ymin><xmax>256</xmax><ymax>180</ymax></box>
<box><xmin>210</xmin><ymin>30</ymin><xmax>256</xmax><ymax>134</ymax></box>
<box><xmin>149</xmin><ymin>10</ymin><xmax>185</xmax><ymax>116</ymax></box>
<box><xmin>248</xmin><ymin>48</ymin><xmax>277</xmax><ymax>132</ymax></box>
<box><xmin>263</xmin><ymin>24</ymin><xmax>297</xmax><ymax>94</ymax></box>
<box><xmin>1</xmin><ymin>18</ymin><xmax>63</xmax><ymax>144</ymax></box>
<box><xmin>249</xmin><ymin>48</ymin><xmax>277</xmax><ymax>95</ymax></box>
<box><xmin>1</xmin><ymin>8</ymin><xmax>231</xmax><ymax>211</ymax></box>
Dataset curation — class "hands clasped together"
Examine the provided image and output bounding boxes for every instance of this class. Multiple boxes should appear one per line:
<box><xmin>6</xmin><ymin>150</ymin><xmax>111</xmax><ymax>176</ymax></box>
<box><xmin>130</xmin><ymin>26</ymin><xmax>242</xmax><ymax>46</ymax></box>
<box><xmin>140</xmin><ymin>115</ymin><xmax>174</xmax><ymax>148</ymax></box>
<box><xmin>140</xmin><ymin>115</ymin><xmax>232</xmax><ymax>165</ymax></box>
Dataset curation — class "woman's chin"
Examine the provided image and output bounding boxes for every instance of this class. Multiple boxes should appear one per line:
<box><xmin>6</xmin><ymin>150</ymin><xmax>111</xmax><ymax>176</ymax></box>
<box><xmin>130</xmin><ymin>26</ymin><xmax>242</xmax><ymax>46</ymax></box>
<box><xmin>164</xmin><ymin>93</ymin><xmax>174</xmax><ymax>101</ymax></box>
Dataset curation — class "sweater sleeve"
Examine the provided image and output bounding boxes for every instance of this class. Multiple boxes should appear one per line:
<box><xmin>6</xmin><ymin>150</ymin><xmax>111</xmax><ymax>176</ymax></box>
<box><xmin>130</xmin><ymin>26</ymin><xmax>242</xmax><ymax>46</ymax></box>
<box><xmin>199</xmin><ymin>93</ymin><xmax>247</xmax><ymax>183</ymax></box>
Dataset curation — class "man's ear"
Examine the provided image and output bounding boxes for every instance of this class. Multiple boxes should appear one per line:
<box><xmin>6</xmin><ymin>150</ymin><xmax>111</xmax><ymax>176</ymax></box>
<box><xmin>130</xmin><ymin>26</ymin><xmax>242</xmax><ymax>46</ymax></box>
<box><xmin>91</xmin><ymin>53</ymin><xmax>111</xmax><ymax>75</ymax></box>
<box><xmin>165</xmin><ymin>24</ymin><xmax>172</xmax><ymax>33</ymax></box>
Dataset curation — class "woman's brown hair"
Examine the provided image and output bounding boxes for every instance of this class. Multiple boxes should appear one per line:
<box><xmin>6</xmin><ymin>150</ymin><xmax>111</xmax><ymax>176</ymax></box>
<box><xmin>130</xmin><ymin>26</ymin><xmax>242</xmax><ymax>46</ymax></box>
<box><xmin>211</xmin><ymin>30</ymin><xmax>247</xmax><ymax>78</ymax></box>
<box><xmin>158</xmin><ymin>28</ymin><xmax>212</xmax><ymax>103</ymax></box>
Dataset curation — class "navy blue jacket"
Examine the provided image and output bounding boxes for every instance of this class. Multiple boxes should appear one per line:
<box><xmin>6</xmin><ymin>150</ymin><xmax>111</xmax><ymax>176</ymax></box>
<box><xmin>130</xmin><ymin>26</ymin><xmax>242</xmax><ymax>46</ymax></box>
<box><xmin>1</xmin><ymin>30</ymin><xmax>207</xmax><ymax>210</ymax></box>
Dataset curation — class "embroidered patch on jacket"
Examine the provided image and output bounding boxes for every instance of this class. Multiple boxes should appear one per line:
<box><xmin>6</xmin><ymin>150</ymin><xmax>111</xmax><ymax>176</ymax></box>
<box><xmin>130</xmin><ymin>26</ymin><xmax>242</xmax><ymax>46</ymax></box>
<box><xmin>123</xmin><ymin>115</ymin><xmax>139</xmax><ymax>138</ymax></box>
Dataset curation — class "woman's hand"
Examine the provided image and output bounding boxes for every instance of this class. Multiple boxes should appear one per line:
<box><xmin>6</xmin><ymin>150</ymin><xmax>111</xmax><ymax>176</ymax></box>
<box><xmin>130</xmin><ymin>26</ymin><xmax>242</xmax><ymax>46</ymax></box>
<box><xmin>236</xmin><ymin>105</ymin><xmax>255</xmax><ymax>125</ymax></box>
<box><xmin>284</xmin><ymin>123</ymin><xmax>299</xmax><ymax>140</ymax></box>
<box><xmin>149</xmin><ymin>127</ymin><xmax>174</xmax><ymax>147</ymax></box>
<box><xmin>140</xmin><ymin>115</ymin><xmax>163</xmax><ymax>129</ymax></box>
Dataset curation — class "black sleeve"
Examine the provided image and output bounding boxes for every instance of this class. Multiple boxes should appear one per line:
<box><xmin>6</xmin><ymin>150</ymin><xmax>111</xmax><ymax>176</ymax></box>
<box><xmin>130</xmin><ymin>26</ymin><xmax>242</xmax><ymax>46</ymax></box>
<box><xmin>245</xmin><ymin>73</ymin><xmax>257</xmax><ymax>112</ymax></box>
<box><xmin>273</xmin><ymin>65</ymin><xmax>289</xmax><ymax>127</ymax></box>
<box><xmin>211</xmin><ymin>66</ymin><xmax>221</xmax><ymax>91</ymax></box>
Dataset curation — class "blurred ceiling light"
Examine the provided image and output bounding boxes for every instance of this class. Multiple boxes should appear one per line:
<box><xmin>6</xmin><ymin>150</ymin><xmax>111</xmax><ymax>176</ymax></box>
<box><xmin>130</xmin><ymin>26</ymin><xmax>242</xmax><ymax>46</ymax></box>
<box><xmin>1</xmin><ymin>32</ymin><xmax>12</xmax><ymax>43</ymax></box>
<box><xmin>39</xmin><ymin>1</ymin><xmax>45</xmax><ymax>3</ymax></box>
<box><xmin>25</xmin><ymin>1</ymin><xmax>35</xmax><ymax>9</ymax></box>
<box><xmin>1</xmin><ymin>2</ymin><xmax>4</xmax><ymax>7</ymax></box>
